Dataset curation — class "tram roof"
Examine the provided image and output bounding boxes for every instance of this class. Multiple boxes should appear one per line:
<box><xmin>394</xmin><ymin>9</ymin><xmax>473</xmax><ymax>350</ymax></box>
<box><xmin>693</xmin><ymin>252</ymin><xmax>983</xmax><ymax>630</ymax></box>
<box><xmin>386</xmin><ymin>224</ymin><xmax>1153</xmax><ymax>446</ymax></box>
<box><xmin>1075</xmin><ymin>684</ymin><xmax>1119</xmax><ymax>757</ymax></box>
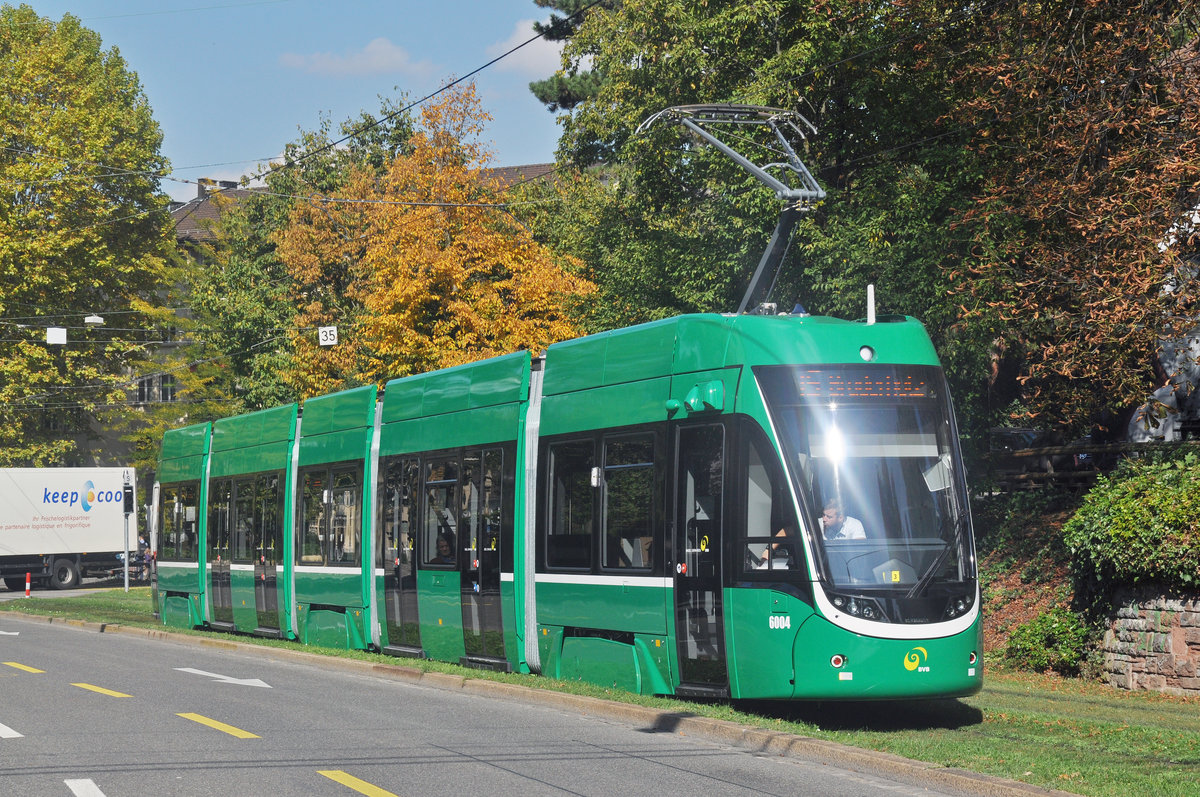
<box><xmin>541</xmin><ymin>312</ymin><xmax>938</xmax><ymax>396</ymax></box>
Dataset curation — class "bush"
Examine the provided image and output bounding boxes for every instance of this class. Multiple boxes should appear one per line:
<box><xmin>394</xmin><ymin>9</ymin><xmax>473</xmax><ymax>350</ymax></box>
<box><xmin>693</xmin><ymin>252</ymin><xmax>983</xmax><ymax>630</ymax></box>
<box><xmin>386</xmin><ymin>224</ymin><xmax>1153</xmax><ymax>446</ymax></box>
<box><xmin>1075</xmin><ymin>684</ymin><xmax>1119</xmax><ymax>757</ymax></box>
<box><xmin>1063</xmin><ymin>452</ymin><xmax>1200</xmax><ymax>615</ymax></box>
<box><xmin>1003</xmin><ymin>608</ymin><xmax>1090</xmax><ymax>675</ymax></box>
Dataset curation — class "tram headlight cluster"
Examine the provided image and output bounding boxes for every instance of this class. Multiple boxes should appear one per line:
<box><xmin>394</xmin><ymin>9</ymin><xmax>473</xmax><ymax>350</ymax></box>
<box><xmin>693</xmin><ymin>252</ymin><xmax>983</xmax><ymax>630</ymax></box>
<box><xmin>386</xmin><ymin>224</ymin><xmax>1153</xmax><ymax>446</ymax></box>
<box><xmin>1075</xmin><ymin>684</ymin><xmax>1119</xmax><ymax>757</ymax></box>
<box><xmin>943</xmin><ymin>590</ymin><xmax>975</xmax><ymax>619</ymax></box>
<box><xmin>829</xmin><ymin>592</ymin><xmax>887</xmax><ymax>622</ymax></box>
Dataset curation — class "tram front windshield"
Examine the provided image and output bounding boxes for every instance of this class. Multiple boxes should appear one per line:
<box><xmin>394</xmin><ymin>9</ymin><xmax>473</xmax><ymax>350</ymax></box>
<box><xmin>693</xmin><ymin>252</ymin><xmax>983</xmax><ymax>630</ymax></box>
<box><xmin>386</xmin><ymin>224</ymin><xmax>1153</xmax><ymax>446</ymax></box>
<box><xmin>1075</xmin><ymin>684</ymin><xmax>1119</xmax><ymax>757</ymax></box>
<box><xmin>756</xmin><ymin>364</ymin><xmax>976</xmax><ymax>624</ymax></box>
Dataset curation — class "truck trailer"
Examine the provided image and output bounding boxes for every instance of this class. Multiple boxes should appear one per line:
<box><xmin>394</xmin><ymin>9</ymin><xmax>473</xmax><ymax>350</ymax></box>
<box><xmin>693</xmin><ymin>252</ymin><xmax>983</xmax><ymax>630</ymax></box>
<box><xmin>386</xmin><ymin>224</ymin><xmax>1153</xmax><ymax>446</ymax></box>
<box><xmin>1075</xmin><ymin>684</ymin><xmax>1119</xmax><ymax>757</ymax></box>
<box><xmin>1</xmin><ymin>468</ymin><xmax>137</xmax><ymax>591</ymax></box>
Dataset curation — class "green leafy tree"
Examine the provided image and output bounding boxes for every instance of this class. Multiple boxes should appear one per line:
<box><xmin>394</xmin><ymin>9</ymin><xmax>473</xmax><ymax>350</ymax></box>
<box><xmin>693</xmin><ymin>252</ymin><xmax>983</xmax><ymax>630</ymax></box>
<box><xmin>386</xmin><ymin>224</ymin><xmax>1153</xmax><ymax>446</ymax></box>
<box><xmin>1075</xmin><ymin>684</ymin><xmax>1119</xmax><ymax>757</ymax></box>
<box><xmin>0</xmin><ymin>5</ymin><xmax>175</xmax><ymax>466</ymax></box>
<box><xmin>529</xmin><ymin>0</ymin><xmax>616</xmax><ymax>111</ymax></box>
<box><xmin>525</xmin><ymin>1</ymin><xmax>984</xmax><ymax>362</ymax></box>
<box><xmin>188</xmin><ymin>97</ymin><xmax>416</xmax><ymax>410</ymax></box>
<box><xmin>532</xmin><ymin>0</ymin><xmax>1200</xmax><ymax>445</ymax></box>
<box><xmin>110</xmin><ymin>294</ymin><xmax>234</xmax><ymax>476</ymax></box>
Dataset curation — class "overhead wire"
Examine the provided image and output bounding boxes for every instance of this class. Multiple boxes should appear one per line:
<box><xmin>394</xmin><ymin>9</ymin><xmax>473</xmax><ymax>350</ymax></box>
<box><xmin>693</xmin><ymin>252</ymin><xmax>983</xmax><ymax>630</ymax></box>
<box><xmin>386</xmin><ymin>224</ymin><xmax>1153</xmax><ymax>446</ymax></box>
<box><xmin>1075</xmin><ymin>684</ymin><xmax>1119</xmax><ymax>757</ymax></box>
<box><xmin>0</xmin><ymin>0</ymin><xmax>608</xmax><ymax>246</ymax></box>
<box><xmin>8</xmin><ymin>0</ymin><xmax>1183</xmax><ymax>412</ymax></box>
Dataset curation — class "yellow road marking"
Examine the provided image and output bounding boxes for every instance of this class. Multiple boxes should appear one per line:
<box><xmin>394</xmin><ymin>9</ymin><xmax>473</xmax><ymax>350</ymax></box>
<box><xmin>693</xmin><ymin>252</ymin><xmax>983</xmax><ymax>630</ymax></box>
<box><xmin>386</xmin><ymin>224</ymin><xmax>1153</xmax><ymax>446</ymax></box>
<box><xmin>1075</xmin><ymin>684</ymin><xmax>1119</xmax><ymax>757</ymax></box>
<box><xmin>71</xmin><ymin>683</ymin><xmax>131</xmax><ymax>698</ymax></box>
<box><xmin>176</xmin><ymin>712</ymin><xmax>260</xmax><ymax>739</ymax></box>
<box><xmin>3</xmin><ymin>662</ymin><xmax>44</xmax><ymax>673</ymax></box>
<box><xmin>318</xmin><ymin>770</ymin><xmax>399</xmax><ymax>797</ymax></box>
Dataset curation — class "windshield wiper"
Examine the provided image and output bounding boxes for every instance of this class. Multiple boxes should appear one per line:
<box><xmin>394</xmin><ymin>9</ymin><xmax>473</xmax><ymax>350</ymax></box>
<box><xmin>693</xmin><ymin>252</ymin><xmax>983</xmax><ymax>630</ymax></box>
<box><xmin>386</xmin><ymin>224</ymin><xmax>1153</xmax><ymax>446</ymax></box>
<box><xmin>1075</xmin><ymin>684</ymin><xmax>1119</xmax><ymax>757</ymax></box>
<box><xmin>905</xmin><ymin>514</ymin><xmax>967</xmax><ymax>599</ymax></box>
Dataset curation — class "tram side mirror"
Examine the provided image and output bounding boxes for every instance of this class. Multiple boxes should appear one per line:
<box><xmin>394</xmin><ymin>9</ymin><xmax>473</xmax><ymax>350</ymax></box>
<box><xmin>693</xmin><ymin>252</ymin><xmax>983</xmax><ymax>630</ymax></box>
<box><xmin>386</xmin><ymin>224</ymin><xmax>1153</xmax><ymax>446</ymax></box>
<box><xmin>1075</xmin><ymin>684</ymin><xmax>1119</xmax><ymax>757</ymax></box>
<box><xmin>684</xmin><ymin>380</ymin><xmax>725</xmax><ymax>413</ymax></box>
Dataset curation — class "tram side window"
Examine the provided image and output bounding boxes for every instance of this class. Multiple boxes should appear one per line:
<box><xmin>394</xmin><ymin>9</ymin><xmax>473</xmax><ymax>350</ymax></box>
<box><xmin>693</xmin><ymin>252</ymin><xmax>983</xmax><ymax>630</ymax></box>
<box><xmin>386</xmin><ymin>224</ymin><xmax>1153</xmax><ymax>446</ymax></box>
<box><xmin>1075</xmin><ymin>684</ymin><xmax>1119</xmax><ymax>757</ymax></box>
<box><xmin>378</xmin><ymin>457</ymin><xmax>418</xmax><ymax>573</ymax></box>
<box><xmin>330</xmin><ymin>469</ymin><xmax>361</xmax><ymax>564</ymax></box>
<box><xmin>601</xmin><ymin>435</ymin><xmax>655</xmax><ymax>570</ymax></box>
<box><xmin>461</xmin><ymin>452</ymin><xmax>481</xmax><ymax>567</ymax></box>
<box><xmin>300</xmin><ymin>470</ymin><xmax>326</xmax><ymax>563</ymax></box>
<box><xmin>679</xmin><ymin>425</ymin><xmax>724</xmax><ymax>579</ymax></box>
<box><xmin>233</xmin><ymin>479</ymin><xmax>255</xmax><ymax>562</ymax></box>
<box><xmin>158</xmin><ymin>482</ymin><xmax>199</xmax><ymax>562</ymax></box>
<box><xmin>298</xmin><ymin>465</ymin><xmax>362</xmax><ymax>566</ymax></box>
<box><xmin>424</xmin><ymin>458</ymin><xmax>460</xmax><ymax>566</ymax></box>
<box><xmin>481</xmin><ymin>449</ymin><xmax>505</xmax><ymax>565</ymax></box>
<box><xmin>459</xmin><ymin>447</ymin><xmax>506</xmax><ymax>568</ymax></box>
<box><xmin>546</xmin><ymin>440</ymin><xmax>594</xmax><ymax>569</ymax></box>
<box><xmin>255</xmin><ymin>474</ymin><xmax>282</xmax><ymax>564</ymax></box>
<box><xmin>742</xmin><ymin>427</ymin><xmax>798</xmax><ymax>573</ymax></box>
<box><xmin>208</xmin><ymin>479</ymin><xmax>232</xmax><ymax>564</ymax></box>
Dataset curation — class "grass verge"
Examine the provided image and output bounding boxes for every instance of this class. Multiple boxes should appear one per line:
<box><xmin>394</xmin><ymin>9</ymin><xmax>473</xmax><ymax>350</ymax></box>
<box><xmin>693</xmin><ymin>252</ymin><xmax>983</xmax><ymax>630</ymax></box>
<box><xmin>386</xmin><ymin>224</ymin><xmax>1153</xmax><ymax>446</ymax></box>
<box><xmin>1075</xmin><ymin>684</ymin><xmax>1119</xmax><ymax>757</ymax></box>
<box><xmin>4</xmin><ymin>588</ymin><xmax>1198</xmax><ymax>797</ymax></box>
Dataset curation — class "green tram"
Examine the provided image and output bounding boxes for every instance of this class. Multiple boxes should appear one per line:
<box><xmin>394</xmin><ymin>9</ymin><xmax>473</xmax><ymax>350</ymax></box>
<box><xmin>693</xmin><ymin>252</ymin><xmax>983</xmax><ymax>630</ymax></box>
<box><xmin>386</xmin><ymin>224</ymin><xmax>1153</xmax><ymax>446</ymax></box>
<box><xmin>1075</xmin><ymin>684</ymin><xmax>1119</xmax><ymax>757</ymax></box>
<box><xmin>152</xmin><ymin>312</ymin><xmax>981</xmax><ymax>700</ymax></box>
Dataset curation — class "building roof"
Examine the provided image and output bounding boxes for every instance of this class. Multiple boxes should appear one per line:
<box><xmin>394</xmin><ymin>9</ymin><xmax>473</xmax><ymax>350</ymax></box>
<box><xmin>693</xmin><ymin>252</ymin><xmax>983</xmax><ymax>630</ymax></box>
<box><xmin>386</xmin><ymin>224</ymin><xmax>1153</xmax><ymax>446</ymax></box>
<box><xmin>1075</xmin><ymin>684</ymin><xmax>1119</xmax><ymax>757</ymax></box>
<box><xmin>169</xmin><ymin>180</ymin><xmax>260</xmax><ymax>244</ymax></box>
<box><xmin>170</xmin><ymin>164</ymin><xmax>559</xmax><ymax>244</ymax></box>
<box><xmin>482</xmin><ymin>163</ymin><xmax>558</xmax><ymax>190</ymax></box>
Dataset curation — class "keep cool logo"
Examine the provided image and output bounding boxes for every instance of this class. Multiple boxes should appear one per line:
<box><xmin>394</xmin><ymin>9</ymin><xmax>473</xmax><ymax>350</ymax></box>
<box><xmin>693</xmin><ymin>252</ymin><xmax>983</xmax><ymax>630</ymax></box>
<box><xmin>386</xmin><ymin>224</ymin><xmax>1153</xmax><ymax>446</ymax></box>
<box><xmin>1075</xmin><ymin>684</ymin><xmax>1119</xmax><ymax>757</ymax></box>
<box><xmin>81</xmin><ymin>480</ymin><xmax>97</xmax><ymax>512</ymax></box>
<box><xmin>904</xmin><ymin>646</ymin><xmax>931</xmax><ymax>673</ymax></box>
<box><xmin>43</xmin><ymin>480</ymin><xmax>121</xmax><ymax>512</ymax></box>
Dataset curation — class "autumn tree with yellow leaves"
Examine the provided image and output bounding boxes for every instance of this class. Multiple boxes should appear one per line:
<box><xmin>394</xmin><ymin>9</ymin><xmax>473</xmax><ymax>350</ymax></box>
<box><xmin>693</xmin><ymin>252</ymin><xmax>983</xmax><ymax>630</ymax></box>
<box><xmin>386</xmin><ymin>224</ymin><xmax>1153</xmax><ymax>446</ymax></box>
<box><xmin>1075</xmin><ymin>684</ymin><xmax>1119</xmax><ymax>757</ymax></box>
<box><xmin>276</xmin><ymin>83</ymin><xmax>594</xmax><ymax>398</ymax></box>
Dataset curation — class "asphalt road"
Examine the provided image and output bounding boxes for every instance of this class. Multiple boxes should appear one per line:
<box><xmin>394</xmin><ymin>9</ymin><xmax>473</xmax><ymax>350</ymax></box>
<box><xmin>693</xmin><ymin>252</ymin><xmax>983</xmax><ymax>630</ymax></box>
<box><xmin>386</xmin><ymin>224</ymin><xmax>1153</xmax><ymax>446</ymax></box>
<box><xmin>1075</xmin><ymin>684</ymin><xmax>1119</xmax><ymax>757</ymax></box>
<box><xmin>1</xmin><ymin>593</ymin><xmax>1070</xmax><ymax>797</ymax></box>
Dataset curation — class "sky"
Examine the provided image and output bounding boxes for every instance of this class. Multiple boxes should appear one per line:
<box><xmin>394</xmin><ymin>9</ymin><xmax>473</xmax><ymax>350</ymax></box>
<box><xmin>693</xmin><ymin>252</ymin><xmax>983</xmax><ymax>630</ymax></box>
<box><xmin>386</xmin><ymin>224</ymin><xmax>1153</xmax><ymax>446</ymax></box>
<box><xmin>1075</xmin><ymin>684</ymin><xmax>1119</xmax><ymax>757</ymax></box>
<box><xmin>26</xmin><ymin>0</ymin><xmax>567</xmax><ymax>201</ymax></box>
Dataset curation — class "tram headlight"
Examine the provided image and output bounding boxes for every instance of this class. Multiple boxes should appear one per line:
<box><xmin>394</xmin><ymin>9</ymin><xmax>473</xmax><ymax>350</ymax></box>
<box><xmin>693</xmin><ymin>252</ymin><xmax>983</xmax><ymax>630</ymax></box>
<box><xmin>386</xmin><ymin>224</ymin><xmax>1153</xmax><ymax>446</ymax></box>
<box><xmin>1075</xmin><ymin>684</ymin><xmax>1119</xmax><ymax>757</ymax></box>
<box><xmin>826</xmin><ymin>591</ymin><xmax>888</xmax><ymax>622</ymax></box>
<box><xmin>943</xmin><ymin>590</ymin><xmax>975</xmax><ymax>619</ymax></box>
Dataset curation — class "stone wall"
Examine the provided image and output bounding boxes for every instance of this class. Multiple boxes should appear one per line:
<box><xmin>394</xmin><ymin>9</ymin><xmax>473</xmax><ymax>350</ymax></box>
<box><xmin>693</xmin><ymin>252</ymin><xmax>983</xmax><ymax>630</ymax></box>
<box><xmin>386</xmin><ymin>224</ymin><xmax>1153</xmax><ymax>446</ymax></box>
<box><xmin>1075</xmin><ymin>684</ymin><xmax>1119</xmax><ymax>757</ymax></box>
<box><xmin>1103</xmin><ymin>587</ymin><xmax>1200</xmax><ymax>695</ymax></box>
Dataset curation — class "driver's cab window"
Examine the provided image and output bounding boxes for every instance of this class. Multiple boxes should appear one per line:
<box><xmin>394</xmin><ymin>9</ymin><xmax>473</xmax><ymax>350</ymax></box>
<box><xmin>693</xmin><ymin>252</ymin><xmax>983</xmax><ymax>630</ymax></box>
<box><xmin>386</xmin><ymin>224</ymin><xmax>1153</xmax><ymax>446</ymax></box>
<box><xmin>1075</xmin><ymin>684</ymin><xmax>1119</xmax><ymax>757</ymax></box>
<box><xmin>742</xmin><ymin>426</ymin><xmax>798</xmax><ymax>573</ymax></box>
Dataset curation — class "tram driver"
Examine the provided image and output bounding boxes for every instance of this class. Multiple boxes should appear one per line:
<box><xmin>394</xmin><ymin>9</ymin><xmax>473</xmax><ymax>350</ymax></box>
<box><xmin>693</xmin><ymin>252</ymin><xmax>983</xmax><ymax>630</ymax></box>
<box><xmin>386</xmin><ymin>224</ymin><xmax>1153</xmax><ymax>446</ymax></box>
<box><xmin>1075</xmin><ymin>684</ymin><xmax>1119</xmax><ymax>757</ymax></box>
<box><xmin>820</xmin><ymin>498</ymin><xmax>865</xmax><ymax>540</ymax></box>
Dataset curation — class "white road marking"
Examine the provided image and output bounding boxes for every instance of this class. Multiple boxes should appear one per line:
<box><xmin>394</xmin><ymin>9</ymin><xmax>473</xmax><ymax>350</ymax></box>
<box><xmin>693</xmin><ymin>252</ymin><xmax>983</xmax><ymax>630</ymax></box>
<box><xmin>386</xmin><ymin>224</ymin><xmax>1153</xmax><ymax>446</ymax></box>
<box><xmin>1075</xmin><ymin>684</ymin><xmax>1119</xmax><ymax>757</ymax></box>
<box><xmin>65</xmin><ymin>779</ymin><xmax>107</xmax><ymax>796</ymax></box>
<box><xmin>174</xmin><ymin>667</ymin><xmax>272</xmax><ymax>688</ymax></box>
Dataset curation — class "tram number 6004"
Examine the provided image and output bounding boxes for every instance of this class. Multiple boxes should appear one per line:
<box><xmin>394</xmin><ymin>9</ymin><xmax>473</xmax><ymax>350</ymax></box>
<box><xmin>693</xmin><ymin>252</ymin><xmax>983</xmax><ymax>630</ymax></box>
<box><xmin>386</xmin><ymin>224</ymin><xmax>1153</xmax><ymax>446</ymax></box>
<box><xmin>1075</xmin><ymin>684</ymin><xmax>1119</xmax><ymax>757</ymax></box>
<box><xmin>768</xmin><ymin>615</ymin><xmax>792</xmax><ymax>630</ymax></box>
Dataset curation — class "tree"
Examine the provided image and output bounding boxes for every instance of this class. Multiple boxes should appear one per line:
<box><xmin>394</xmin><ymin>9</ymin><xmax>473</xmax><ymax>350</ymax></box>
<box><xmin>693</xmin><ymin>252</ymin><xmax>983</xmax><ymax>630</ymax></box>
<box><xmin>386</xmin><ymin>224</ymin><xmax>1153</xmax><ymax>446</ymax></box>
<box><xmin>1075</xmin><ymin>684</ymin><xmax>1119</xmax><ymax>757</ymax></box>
<box><xmin>525</xmin><ymin>1</ymin><xmax>983</xmax><ymax>341</ymax></box>
<box><xmin>276</xmin><ymin>83</ymin><xmax>595</xmax><ymax>396</ymax></box>
<box><xmin>949</xmin><ymin>0</ymin><xmax>1200</xmax><ymax>433</ymax></box>
<box><xmin>0</xmin><ymin>5</ymin><xmax>175</xmax><ymax>466</ymax></box>
<box><xmin>529</xmin><ymin>0</ymin><xmax>616</xmax><ymax>112</ymax></box>
<box><xmin>189</xmin><ymin>98</ymin><xmax>416</xmax><ymax>410</ymax></box>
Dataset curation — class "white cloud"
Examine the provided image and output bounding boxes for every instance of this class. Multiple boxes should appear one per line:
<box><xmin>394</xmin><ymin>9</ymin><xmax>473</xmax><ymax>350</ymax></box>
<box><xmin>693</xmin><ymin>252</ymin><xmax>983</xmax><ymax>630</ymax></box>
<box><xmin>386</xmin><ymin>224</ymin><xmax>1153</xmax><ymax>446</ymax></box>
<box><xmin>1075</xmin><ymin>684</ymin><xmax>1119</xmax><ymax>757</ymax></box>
<box><xmin>486</xmin><ymin>19</ymin><xmax>563</xmax><ymax>76</ymax></box>
<box><xmin>280</xmin><ymin>38</ymin><xmax>435</xmax><ymax>77</ymax></box>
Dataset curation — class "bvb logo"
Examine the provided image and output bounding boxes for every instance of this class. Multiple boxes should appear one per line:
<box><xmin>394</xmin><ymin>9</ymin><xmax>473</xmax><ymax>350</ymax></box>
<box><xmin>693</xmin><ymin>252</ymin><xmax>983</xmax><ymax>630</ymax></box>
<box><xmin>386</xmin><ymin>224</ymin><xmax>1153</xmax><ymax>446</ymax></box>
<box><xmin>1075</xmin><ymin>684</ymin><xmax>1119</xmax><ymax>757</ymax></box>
<box><xmin>904</xmin><ymin>646</ymin><xmax>929</xmax><ymax>672</ymax></box>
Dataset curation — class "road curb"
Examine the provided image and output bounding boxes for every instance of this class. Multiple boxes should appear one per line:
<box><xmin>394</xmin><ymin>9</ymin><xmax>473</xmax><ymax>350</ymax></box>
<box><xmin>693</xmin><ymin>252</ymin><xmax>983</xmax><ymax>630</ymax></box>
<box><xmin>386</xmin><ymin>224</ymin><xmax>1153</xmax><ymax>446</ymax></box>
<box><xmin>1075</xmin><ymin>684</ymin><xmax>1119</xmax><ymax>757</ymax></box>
<box><xmin>5</xmin><ymin>612</ymin><xmax>1076</xmax><ymax>797</ymax></box>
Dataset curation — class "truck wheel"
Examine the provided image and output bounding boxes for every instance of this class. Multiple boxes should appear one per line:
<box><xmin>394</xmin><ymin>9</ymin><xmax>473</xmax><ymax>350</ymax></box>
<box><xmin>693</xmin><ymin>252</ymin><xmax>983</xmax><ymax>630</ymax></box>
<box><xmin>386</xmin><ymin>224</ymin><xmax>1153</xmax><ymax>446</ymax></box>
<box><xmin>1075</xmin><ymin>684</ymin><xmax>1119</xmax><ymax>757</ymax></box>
<box><xmin>50</xmin><ymin>560</ymin><xmax>79</xmax><ymax>590</ymax></box>
<box><xmin>3</xmin><ymin>577</ymin><xmax>24</xmax><ymax>592</ymax></box>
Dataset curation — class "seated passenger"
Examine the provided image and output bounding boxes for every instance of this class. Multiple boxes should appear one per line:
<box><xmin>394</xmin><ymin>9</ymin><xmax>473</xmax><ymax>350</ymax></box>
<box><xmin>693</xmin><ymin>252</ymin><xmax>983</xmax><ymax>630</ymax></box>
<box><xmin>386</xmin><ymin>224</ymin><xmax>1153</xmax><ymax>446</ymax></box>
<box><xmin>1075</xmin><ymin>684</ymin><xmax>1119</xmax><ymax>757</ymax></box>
<box><xmin>821</xmin><ymin>499</ymin><xmax>865</xmax><ymax>540</ymax></box>
<box><xmin>430</xmin><ymin>532</ymin><xmax>456</xmax><ymax>564</ymax></box>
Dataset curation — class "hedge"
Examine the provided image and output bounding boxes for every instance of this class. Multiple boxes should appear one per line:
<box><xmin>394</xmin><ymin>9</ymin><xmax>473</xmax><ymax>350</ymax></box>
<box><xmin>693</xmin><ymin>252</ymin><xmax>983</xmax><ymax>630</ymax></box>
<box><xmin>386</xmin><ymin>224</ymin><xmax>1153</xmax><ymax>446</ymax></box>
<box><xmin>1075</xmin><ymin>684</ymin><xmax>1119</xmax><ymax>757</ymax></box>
<box><xmin>1063</xmin><ymin>453</ymin><xmax>1200</xmax><ymax>613</ymax></box>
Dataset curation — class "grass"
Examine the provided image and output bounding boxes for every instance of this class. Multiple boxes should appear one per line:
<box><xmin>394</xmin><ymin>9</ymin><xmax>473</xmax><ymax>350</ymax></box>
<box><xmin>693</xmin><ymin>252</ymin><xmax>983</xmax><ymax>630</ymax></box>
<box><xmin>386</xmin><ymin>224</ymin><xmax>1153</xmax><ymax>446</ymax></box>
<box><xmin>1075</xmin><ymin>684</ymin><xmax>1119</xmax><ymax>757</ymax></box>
<box><xmin>5</xmin><ymin>589</ymin><xmax>1199</xmax><ymax>797</ymax></box>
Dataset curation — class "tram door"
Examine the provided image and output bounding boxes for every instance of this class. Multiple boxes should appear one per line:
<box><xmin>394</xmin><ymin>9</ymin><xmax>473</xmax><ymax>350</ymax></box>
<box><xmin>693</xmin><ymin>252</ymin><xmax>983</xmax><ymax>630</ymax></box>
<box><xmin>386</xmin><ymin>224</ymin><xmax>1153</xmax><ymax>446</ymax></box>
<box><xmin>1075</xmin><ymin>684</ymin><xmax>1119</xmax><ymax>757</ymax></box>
<box><xmin>207</xmin><ymin>479</ymin><xmax>233</xmax><ymax>629</ymax></box>
<box><xmin>379</xmin><ymin>457</ymin><xmax>422</xmax><ymax>653</ymax></box>
<box><xmin>460</xmin><ymin>448</ymin><xmax>506</xmax><ymax>664</ymax></box>
<box><xmin>673</xmin><ymin>424</ymin><xmax>729</xmax><ymax>691</ymax></box>
<box><xmin>252</xmin><ymin>474</ymin><xmax>282</xmax><ymax>633</ymax></box>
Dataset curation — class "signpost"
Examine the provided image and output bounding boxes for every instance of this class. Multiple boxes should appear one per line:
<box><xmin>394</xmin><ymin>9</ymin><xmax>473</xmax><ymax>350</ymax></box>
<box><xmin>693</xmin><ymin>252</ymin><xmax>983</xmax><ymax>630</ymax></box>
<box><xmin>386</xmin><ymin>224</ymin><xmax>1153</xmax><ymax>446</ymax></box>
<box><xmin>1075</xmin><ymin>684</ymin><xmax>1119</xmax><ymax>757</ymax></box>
<box><xmin>122</xmin><ymin>472</ymin><xmax>133</xmax><ymax>592</ymax></box>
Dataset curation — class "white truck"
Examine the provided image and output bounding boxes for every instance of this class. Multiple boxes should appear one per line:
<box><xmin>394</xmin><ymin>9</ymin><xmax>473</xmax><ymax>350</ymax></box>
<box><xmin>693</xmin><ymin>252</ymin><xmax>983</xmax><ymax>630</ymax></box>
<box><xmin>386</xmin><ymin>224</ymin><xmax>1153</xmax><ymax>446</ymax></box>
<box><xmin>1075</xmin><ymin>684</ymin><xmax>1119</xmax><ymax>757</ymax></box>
<box><xmin>0</xmin><ymin>468</ymin><xmax>137</xmax><ymax>591</ymax></box>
